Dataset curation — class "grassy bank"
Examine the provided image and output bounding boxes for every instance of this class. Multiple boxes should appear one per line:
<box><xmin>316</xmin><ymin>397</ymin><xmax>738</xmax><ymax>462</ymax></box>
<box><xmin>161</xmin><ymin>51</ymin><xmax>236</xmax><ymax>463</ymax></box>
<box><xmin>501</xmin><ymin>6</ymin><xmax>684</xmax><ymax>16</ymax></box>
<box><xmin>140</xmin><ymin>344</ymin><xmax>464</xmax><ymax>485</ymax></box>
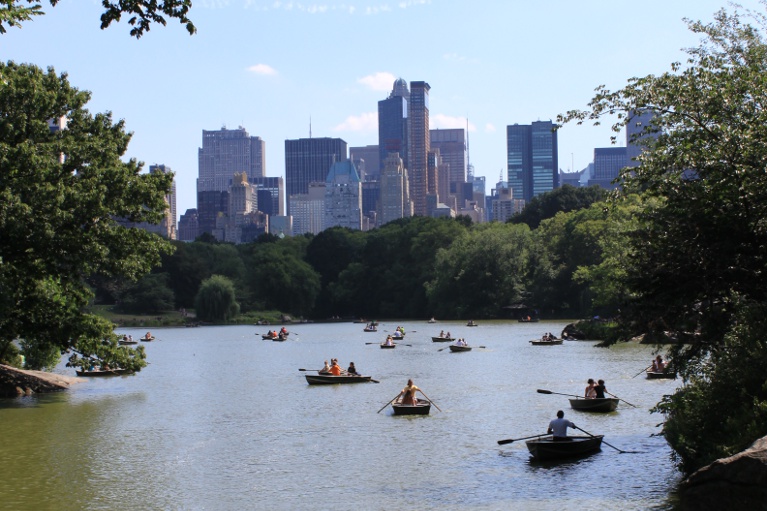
<box><xmin>88</xmin><ymin>305</ymin><xmax>289</xmax><ymax>328</ymax></box>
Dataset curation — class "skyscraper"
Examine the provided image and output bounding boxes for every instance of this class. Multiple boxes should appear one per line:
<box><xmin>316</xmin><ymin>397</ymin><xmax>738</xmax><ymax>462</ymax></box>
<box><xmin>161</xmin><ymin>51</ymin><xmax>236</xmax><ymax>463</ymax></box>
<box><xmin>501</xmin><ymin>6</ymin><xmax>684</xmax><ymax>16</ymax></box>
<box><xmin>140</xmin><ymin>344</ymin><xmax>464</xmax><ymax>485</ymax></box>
<box><xmin>378</xmin><ymin>152</ymin><xmax>412</xmax><ymax>225</ymax></box>
<box><xmin>506</xmin><ymin>120</ymin><xmax>559</xmax><ymax>202</ymax></box>
<box><xmin>285</xmin><ymin>137</ymin><xmax>347</xmax><ymax>217</ymax></box>
<box><xmin>325</xmin><ymin>160</ymin><xmax>362</xmax><ymax>231</ymax></box>
<box><xmin>378</xmin><ymin>78</ymin><xmax>409</xmax><ymax>173</ymax></box>
<box><xmin>590</xmin><ymin>147</ymin><xmax>628</xmax><ymax>189</ymax></box>
<box><xmin>196</xmin><ymin>126</ymin><xmax>265</xmax><ymax>236</ymax></box>
<box><xmin>197</xmin><ymin>126</ymin><xmax>265</xmax><ymax>192</ymax></box>
<box><xmin>430</xmin><ymin>128</ymin><xmax>467</xmax><ymax>203</ymax></box>
<box><xmin>408</xmin><ymin>81</ymin><xmax>431</xmax><ymax>216</ymax></box>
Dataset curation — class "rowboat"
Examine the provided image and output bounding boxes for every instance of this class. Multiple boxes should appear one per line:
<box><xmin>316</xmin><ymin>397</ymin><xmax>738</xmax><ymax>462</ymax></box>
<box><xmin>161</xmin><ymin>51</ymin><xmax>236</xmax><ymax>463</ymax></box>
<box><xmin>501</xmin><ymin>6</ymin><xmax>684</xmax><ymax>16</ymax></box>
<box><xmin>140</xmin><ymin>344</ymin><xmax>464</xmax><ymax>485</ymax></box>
<box><xmin>449</xmin><ymin>344</ymin><xmax>472</xmax><ymax>353</ymax></box>
<box><xmin>305</xmin><ymin>374</ymin><xmax>373</xmax><ymax>385</ymax></box>
<box><xmin>392</xmin><ymin>398</ymin><xmax>431</xmax><ymax>416</ymax></box>
<box><xmin>431</xmin><ymin>336</ymin><xmax>454</xmax><ymax>343</ymax></box>
<box><xmin>76</xmin><ymin>368</ymin><xmax>134</xmax><ymax>377</ymax></box>
<box><xmin>529</xmin><ymin>338</ymin><xmax>563</xmax><ymax>345</ymax></box>
<box><xmin>466</xmin><ymin>321</ymin><xmax>478</xmax><ymax>327</ymax></box>
<box><xmin>568</xmin><ymin>397</ymin><xmax>619</xmax><ymax>413</ymax></box>
<box><xmin>646</xmin><ymin>369</ymin><xmax>675</xmax><ymax>379</ymax></box>
<box><xmin>140</xmin><ymin>336</ymin><xmax>155</xmax><ymax>342</ymax></box>
<box><xmin>262</xmin><ymin>333</ymin><xmax>288</xmax><ymax>341</ymax></box>
<box><xmin>526</xmin><ymin>435</ymin><xmax>603</xmax><ymax>461</ymax></box>
<box><xmin>380</xmin><ymin>343</ymin><xmax>396</xmax><ymax>349</ymax></box>
<box><xmin>118</xmin><ymin>340</ymin><xmax>138</xmax><ymax>346</ymax></box>
<box><xmin>363</xmin><ymin>326</ymin><xmax>377</xmax><ymax>332</ymax></box>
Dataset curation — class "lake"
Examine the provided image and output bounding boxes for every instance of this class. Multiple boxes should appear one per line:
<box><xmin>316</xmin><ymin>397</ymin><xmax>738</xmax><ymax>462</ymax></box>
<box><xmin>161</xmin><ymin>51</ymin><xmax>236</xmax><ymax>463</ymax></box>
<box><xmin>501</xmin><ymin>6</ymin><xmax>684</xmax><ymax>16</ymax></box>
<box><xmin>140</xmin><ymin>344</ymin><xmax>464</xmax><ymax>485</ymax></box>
<box><xmin>0</xmin><ymin>320</ymin><xmax>682</xmax><ymax>510</ymax></box>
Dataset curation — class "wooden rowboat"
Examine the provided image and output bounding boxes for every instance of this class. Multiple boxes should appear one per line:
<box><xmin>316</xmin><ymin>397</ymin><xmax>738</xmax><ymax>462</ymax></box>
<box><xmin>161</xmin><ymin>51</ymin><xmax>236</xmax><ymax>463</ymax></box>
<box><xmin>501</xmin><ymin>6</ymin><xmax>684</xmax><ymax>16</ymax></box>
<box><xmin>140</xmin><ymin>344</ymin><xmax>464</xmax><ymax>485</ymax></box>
<box><xmin>431</xmin><ymin>336</ymin><xmax>454</xmax><ymax>342</ymax></box>
<box><xmin>526</xmin><ymin>435</ymin><xmax>603</xmax><ymax>461</ymax></box>
<box><xmin>568</xmin><ymin>397</ymin><xmax>619</xmax><ymax>413</ymax></box>
<box><xmin>392</xmin><ymin>398</ymin><xmax>431</xmax><ymax>416</ymax></box>
<box><xmin>262</xmin><ymin>333</ymin><xmax>288</xmax><ymax>341</ymax></box>
<box><xmin>363</xmin><ymin>326</ymin><xmax>377</xmax><ymax>332</ymax></box>
<box><xmin>118</xmin><ymin>340</ymin><xmax>138</xmax><ymax>346</ymax></box>
<box><xmin>529</xmin><ymin>338</ymin><xmax>563</xmax><ymax>345</ymax></box>
<box><xmin>140</xmin><ymin>336</ymin><xmax>155</xmax><ymax>342</ymax></box>
<box><xmin>449</xmin><ymin>344</ymin><xmax>472</xmax><ymax>352</ymax></box>
<box><xmin>646</xmin><ymin>369</ymin><xmax>675</xmax><ymax>379</ymax></box>
<box><xmin>76</xmin><ymin>368</ymin><xmax>134</xmax><ymax>377</ymax></box>
<box><xmin>305</xmin><ymin>374</ymin><xmax>373</xmax><ymax>385</ymax></box>
<box><xmin>380</xmin><ymin>343</ymin><xmax>396</xmax><ymax>349</ymax></box>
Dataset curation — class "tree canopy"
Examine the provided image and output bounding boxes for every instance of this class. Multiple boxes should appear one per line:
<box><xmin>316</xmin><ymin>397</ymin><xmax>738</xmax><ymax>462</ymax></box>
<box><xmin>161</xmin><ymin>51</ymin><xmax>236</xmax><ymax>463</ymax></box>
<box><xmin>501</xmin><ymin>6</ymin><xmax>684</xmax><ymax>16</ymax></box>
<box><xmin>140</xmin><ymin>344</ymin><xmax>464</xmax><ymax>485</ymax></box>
<box><xmin>560</xmin><ymin>5</ymin><xmax>767</xmax><ymax>472</ymax></box>
<box><xmin>0</xmin><ymin>62</ymin><xmax>174</xmax><ymax>370</ymax></box>
<box><xmin>0</xmin><ymin>0</ymin><xmax>195</xmax><ymax>38</ymax></box>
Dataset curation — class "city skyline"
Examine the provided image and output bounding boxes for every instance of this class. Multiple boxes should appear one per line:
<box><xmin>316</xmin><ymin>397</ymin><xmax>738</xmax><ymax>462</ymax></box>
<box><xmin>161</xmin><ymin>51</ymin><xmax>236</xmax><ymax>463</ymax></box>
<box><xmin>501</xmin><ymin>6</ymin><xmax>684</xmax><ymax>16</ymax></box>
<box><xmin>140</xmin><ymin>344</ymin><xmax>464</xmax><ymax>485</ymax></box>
<box><xmin>2</xmin><ymin>1</ymin><xmax>759</xmax><ymax>220</ymax></box>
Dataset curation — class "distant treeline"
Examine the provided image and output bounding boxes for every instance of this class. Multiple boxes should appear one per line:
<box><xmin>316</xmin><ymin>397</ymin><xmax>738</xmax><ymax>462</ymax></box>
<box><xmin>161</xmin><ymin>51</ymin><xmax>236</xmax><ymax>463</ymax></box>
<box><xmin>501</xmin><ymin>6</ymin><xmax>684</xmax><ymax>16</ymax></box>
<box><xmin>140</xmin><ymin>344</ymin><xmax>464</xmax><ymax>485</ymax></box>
<box><xmin>96</xmin><ymin>185</ymin><xmax>610</xmax><ymax>321</ymax></box>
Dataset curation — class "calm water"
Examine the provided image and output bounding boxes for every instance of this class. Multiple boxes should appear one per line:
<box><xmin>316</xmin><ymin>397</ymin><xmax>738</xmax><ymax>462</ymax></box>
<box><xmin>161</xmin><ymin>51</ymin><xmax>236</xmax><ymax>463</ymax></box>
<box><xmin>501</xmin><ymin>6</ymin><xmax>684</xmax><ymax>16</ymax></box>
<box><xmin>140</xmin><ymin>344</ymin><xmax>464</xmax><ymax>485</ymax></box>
<box><xmin>0</xmin><ymin>321</ymin><xmax>682</xmax><ymax>510</ymax></box>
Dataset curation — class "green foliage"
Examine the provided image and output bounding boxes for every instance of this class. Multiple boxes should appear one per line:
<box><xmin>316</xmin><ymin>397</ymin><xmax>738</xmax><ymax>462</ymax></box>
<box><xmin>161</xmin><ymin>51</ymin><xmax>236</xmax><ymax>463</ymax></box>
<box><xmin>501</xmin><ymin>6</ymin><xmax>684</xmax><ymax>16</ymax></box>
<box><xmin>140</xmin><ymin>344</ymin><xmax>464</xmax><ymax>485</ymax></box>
<box><xmin>0</xmin><ymin>62</ymin><xmax>173</xmax><ymax>370</ymax></box>
<box><xmin>243</xmin><ymin>243</ymin><xmax>320</xmax><ymax>317</ymax></box>
<box><xmin>656</xmin><ymin>299</ymin><xmax>767</xmax><ymax>473</ymax></box>
<box><xmin>560</xmin><ymin>5</ymin><xmax>767</xmax><ymax>473</ymax></box>
<box><xmin>194</xmin><ymin>275</ymin><xmax>240</xmax><ymax>323</ymax></box>
<box><xmin>66</xmin><ymin>332</ymin><xmax>147</xmax><ymax>372</ymax></box>
<box><xmin>19</xmin><ymin>337</ymin><xmax>61</xmax><ymax>371</ymax></box>
<box><xmin>509</xmin><ymin>184</ymin><xmax>607</xmax><ymax>229</ymax></box>
<box><xmin>0</xmin><ymin>1</ymin><xmax>195</xmax><ymax>38</ymax></box>
<box><xmin>426</xmin><ymin>223</ymin><xmax>532</xmax><ymax>318</ymax></box>
<box><xmin>116</xmin><ymin>273</ymin><xmax>175</xmax><ymax>314</ymax></box>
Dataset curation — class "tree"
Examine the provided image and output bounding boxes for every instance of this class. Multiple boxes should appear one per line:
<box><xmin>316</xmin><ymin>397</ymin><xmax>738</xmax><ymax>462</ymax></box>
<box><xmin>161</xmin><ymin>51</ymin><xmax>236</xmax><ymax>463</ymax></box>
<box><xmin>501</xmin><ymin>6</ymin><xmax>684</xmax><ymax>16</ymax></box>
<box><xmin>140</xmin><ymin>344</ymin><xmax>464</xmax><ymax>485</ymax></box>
<box><xmin>559</xmin><ymin>6</ymin><xmax>767</xmax><ymax>472</ymax></box>
<box><xmin>194</xmin><ymin>275</ymin><xmax>240</xmax><ymax>323</ymax></box>
<box><xmin>508</xmin><ymin>184</ymin><xmax>607</xmax><ymax>230</ymax></box>
<box><xmin>116</xmin><ymin>273</ymin><xmax>175</xmax><ymax>314</ymax></box>
<box><xmin>0</xmin><ymin>0</ymin><xmax>195</xmax><ymax>38</ymax></box>
<box><xmin>426</xmin><ymin>223</ymin><xmax>533</xmax><ymax>318</ymax></box>
<box><xmin>0</xmin><ymin>62</ymin><xmax>173</xmax><ymax>371</ymax></box>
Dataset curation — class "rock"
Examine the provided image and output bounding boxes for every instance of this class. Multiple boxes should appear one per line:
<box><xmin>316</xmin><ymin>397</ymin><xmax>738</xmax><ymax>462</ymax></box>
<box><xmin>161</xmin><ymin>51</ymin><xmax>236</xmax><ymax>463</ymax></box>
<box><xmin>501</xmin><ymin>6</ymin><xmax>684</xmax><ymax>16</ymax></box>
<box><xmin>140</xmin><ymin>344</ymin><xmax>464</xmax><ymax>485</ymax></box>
<box><xmin>562</xmin><ymin>323</ymin><xmax>586</xmax><ymax>340</ymax></box>
<box><xmin>679</xmin><ymin>435</ymin><xmax>767</xmax><ymax>510</ymax></box>
<box><xmin>0</xmin><ymin>364</ymin><xmax>82</xmax><ymax>398</ymax></box>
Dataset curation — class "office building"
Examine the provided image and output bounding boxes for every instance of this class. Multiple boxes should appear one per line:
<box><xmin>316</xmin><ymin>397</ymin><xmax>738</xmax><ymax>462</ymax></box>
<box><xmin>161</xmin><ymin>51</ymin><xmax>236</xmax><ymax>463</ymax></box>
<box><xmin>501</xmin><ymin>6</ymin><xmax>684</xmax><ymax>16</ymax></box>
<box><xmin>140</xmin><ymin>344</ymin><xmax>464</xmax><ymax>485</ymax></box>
<box><xmin>378</xmin><ymin>152</ymin><xmax>413</xmax><ymax>225</ymax></box>
<box><xmin>378</xmin><ymin>78</ymin><xmax>409</xmax><ymax>173</ymax></box>
<box><xmin>350</xmin><ymin>145</ymin><xmax>380</xmax><ymax>182</ymax></box>
<box><xmin>285</xmin><ymin>137</ymin><xmax>347</xmax><ymax>217</ymax></box>
<box><xmin>197</xmin><ymin>126</ymin><xmax>265</xmax><ymax>192</ymax></box>
<box><xmin>196</xmin><ymin>126</ymin><xmax>265</xmax><ymax>236</ymax></box>
<box><xmin>249</xmin><ymin>176</ymin><xmax>285</xmax><ymax>218</ymax></box>
<box><xmin>291</xmin><ymin>182</ymin><xmax>327</xmax><ymax>236</ymax></box>
<box><xmin>507</xmin><ymin>120</ymin><xmax>559</xmax><ymax>203</ymax></box>
<box><xmin>178</xmin><ymin>209</ymin><xmax>199</xmax><ymax>242</ymax></box>
<box><xmin>430</xmin><ymin>128</ymin><xmax>467</xmax><ymax>203</ymax></box>
<box><xmin>325</xmin><ymin>160</ymin><xmax>363</xmax><ymax>231</ymax></box>
<box><xmin>408</xmin><ymin>81</ymin><xmax>431</xmax><ymax>215</ymax></box>
<box><xmin>589</xmin><ymin>147</ymin><xmax>628</xmax><ymax>189</ymax></box>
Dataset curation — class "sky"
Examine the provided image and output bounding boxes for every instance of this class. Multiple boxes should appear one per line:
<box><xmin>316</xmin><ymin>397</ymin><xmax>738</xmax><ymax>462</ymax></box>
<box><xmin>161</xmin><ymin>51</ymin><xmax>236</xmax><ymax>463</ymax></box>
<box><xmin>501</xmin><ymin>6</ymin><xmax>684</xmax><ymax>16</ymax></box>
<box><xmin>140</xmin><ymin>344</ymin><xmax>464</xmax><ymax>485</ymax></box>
<box><xmin>2</xmin><ymin>0</ymin><xmax>763</xmax><ymax>220</ymax></box>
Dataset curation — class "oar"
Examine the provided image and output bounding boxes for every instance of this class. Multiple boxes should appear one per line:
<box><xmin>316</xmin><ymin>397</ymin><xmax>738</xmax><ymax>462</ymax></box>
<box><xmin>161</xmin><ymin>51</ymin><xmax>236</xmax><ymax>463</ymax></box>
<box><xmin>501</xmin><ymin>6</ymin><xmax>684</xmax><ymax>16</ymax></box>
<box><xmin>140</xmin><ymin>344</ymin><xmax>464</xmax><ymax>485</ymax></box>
<box><xmin>497</xmin><ymin>433</ymin><xmax>549</xmax><ymax>445</ymax></box>
<box><xmin>369</xmin><ymin>378</ymin><xmax>380</xmax><ymax>384</ymax></box>
<box><xmin>298</xmin><ymin>368</ymin><xmax>320</xmax><ymax>372</ymax></box>
<box><xmin>536</xmin><ymin>389</ymin><xmax>582</xmax><ymax>399</ymax></box>
<box><xmin>395</xmin><ymin>343</ymin><xmax>412</xmax><ymax>347</ymax></box>
<box><xmin>605</xmin><ymin>390</ymin><xmax>638</xmax><ymax>408</ymax></box>
<box><xmin>632</xmin><ymin>365</ymin><xmax>652</xmax><ymax>378</ymax></box>
<box><xmin>418</xmin><ymin>389</ymin><xmax>442</xmax><ymax>412</ymax></box>
<box><xmin>377</xmin><ymin>393</ymin><xmax>401</xmax><ymax>413</ymax></box>
<box><xmin>573</xmin><ymin>425</ymin><xmax>638</xmax><ymax>454</ymax></box>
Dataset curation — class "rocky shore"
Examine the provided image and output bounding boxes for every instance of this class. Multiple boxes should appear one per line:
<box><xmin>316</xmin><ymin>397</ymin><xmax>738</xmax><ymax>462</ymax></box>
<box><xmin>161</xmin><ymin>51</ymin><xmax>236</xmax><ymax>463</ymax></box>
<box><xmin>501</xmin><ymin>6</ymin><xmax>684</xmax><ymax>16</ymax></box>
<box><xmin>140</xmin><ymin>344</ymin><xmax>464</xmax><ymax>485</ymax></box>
<box><xmin>0</xmin><ymin>364</ymin><xmax>82</xmax><ymax>398</ymax></box>
<box><xmin>679</xmin><ymin>435</ymin><xmax>767</xmax><ymax>510</ymax></box>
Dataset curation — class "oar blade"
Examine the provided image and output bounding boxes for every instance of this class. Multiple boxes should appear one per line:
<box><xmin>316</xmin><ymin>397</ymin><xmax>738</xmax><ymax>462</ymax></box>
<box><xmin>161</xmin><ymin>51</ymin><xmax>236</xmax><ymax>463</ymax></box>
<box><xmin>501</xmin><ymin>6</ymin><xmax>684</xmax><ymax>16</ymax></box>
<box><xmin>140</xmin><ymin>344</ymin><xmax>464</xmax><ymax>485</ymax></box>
<box><xmin>536</xmin><ymin>389</ymin><xmax>553</xmax><ymax>394</ymax></box>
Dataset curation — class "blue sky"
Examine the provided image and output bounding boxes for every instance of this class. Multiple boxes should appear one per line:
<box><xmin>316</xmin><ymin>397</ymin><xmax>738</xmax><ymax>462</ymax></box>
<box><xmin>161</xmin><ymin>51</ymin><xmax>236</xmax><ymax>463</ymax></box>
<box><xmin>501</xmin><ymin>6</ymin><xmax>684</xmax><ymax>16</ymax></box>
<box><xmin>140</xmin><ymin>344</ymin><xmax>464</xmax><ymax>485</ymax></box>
<box><xmin>2</xmin><ymin>0</ymin><xmax>761</xmax><ymax>218</ymax></box>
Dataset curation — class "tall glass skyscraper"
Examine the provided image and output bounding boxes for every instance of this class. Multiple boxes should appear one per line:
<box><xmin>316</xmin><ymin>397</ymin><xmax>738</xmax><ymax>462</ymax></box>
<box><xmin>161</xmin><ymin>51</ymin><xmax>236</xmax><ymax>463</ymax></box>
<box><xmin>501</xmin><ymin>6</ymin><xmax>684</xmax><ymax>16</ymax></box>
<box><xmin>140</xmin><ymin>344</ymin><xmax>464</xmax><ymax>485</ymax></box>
<box><xmin>408</xmin><ymin>81</ymin><xmax>430</xmax><ymax>216</ymax></box>
<box><xmin>378</xmin><ymin>78</ymin><xmax>409</xmax><ymax>174</ymax></box>
<box><xmin>506</xmin><ymin>120</ymin><xmax>559</xmax><ymax>202</ymax></box>
<box><xmin>284</xmin><ymin>137</ymin><xmax>347</xmax><ymax>217</ymax></box>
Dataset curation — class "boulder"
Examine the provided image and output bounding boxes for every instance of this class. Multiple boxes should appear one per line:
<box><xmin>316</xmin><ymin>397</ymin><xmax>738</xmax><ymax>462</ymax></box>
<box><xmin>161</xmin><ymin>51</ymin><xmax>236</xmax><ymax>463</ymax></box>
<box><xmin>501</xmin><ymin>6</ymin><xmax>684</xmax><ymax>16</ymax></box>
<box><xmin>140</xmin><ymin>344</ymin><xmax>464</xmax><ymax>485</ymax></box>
<box><xmin>0</xmin><ymin>364</ymin><xmax>82</xmax><ymax>398</ymax></box>
<box><xmin>679</xmin><ymin>435</ymin><xmax>767</xmax><ymax>510</ymax></box>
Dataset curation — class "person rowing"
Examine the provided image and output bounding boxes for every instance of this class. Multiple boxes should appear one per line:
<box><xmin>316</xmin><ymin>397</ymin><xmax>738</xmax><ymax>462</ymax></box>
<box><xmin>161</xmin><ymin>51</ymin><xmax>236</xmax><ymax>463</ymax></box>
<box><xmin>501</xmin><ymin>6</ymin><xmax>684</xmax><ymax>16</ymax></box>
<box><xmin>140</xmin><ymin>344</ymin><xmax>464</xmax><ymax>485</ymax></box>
<box><xmin>547</xmin><ymin>410</ymin><xmax>576</xmax><ymax>441</ymax></box>
<box><xmin>398</xmin><ymin>379</ymin><xmax>423</xmax><ymax>405</ymax></box>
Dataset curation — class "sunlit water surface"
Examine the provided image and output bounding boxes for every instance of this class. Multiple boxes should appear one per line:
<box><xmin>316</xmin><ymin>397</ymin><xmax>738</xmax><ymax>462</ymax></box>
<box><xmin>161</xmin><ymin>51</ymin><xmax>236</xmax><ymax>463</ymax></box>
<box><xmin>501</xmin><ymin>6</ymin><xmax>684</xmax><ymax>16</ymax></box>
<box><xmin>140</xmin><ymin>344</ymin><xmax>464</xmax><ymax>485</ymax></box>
<box><xmin>0</xmin><ymin>321</ymin><xmax>683</xmax><ymax>510</ymax></box>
